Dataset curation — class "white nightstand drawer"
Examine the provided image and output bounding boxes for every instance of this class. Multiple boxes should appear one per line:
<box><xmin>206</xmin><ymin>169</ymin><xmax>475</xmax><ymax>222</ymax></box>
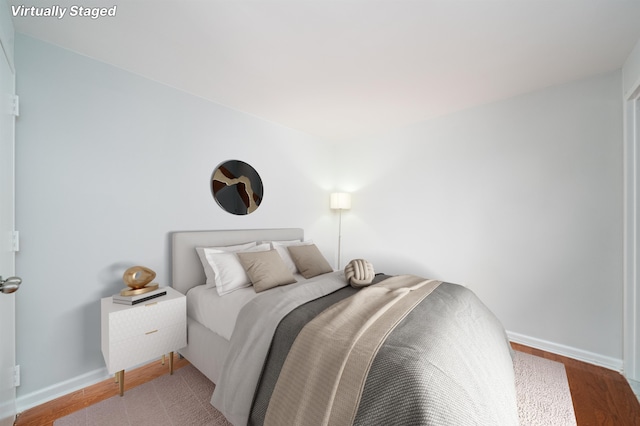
<box><xmin>101</xmin><ymin>286</ymin><xmax>187</xmax><ymax>377</ymax></box>
<box><xmin>107</xmin><ymin>296</ymin><xmax>185</xmax><ymax>342</ymax></box>
<box><xmin>106</xmin><ymin>322</ymin><xmax>187</xmax><ymax>373</ymax></box>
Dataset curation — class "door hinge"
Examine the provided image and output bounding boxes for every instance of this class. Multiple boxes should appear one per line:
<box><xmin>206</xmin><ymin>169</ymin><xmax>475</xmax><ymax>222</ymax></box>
<box><xmin>10</xmin><ymin>94</ymin><xmax>18</xmax><ymax>117</ymax></box>
<box><xmin>13</xmin><ymin>365</ymin><xmax>20</xmax><ymax>387</ymax></box>
<box><xmin>11</xmin><ymin>230</ymin><xmax>19</xmax><ymax>252</ymax></box>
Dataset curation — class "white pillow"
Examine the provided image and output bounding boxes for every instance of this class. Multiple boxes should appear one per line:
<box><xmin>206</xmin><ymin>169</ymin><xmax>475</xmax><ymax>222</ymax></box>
<box><xmin>201</xmin><ymin>243</ymin><xmax>270</xmax><ymax>296</ymax></box>
<box><xmin>195</xmin><ymin>241</ymin><xmax>256</xmax><ymax>288</ymax></box>
<box><xmin>271</xmin><ymin>240</ymin><xmax>313</xmax><ymax>274</ymax></box>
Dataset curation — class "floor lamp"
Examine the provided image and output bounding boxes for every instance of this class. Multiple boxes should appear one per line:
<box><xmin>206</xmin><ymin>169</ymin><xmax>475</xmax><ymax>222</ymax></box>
<box><xmin>330</xmin><ymin>192</ymin><xmax>351</xmax><ymax>269</ymax></box>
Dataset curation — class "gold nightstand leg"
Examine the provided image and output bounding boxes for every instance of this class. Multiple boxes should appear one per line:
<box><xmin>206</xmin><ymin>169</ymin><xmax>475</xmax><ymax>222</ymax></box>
<box><xmin>169</xmin><ymin>352</ymin><xmax>174</xmax><ymax>375</ymax></box>
<box><xmin>117</xmin><ymin>370</ymin><xmax>125</xmax><ymax>396</ymax></box>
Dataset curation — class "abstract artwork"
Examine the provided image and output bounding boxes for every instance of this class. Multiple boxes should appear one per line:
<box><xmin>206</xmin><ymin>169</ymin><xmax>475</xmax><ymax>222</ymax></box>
<box><xmin>211</xmin><ymin>160</ymin><xmax>263</xmax><ymax>215</ymax></box>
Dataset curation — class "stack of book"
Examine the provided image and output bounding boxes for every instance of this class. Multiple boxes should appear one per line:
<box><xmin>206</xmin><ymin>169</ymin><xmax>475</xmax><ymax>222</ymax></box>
<box><xmin>112</xmin><ymin>287</ymin><xmax>167</xmax><ymax>305</ymax></box>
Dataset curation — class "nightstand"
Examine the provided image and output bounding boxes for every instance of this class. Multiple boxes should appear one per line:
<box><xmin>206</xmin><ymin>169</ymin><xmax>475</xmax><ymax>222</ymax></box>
<box><xmin>101</xmin><ymin>286</ymin><xmax>186</xmax><ymax>396</ymax></box>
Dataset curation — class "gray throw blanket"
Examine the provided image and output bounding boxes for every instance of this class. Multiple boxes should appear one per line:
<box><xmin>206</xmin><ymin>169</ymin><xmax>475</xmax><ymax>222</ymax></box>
<box><xmin>264</xmin><ymin>276</ymin><xmax>442</xmax><ymax>425</ymax></box>
<box><xmin>211</xmin><ymin>272</ymin><xmax>348</xmax><ymax>426</ymax></box>
<box><xmin>250</xmin><ymin>276</ymin><xmax>518</xmax><ymax>425</ymax></box>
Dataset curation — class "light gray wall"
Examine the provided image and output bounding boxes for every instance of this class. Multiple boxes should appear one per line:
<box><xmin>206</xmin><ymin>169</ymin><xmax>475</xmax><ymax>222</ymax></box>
<box><xmin>334</xmin><ymin>71</ymin><xmax>623</xmax><ymax>362</ymax></box>
<box><xmin>14</xmin><ymin>35</ymin><xmax>335</xmax><ymax>400</ymax></box>
<box><xmin>14</xmin><ymin>33</ymin><xmax>626</xmax><ymax>404</ymax></box>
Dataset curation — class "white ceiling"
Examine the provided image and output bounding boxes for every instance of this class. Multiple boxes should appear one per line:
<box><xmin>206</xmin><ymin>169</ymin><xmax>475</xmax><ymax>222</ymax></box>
<box><xmin>10</xmin><ymin>0</ymin><xmax>640</xmax><ymax>141</ymax></box>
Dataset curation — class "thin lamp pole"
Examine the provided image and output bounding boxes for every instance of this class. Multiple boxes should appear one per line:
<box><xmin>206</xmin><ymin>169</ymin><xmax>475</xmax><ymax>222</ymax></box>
<box><xmin>337</xmin><ymin>208</ymin><xmax>343</xmax><ymax>269</ymax></box>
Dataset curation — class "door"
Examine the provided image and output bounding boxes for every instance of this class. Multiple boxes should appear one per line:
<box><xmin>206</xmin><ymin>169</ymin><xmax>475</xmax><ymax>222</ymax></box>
<box><xmin>625</xmin><ymin>88</ymin><xmax>640</xmax><ymax>382</ymax></box>
<box><xmin>633</xmin><ymin>96</ymin><xmax>640</xmax><ymax>382</ymax></box>
<box><xmin>0</xmin><ymin>5</ymin><xmax>16</xmax><ymax>424</ymax></box>
<box><xmin>636</xmin><ymin>97</ymin><xmax>640</xmax><ymax>382</ymax></box>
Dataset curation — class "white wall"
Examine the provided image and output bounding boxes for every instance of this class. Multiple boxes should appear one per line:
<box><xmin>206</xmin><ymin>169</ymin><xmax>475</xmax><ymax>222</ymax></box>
<box><xmin>14</xmin><ymin>33</ymin><xmax>627</xmax><ymax>407</ymax></box>
<box><xmin>335</xmin><ymin>71</ymin><xmax>623</xmax><ymax>366</ymax></box>
<box><xmin>13</xmin><ymin>35</ymin><xmax>335</xmax><ymax>406</ymax></box>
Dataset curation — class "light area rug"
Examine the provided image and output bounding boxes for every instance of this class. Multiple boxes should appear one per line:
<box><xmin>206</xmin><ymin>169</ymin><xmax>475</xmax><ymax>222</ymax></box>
<box><xmin>55</xmin><ymin>351</ymin><xmax>575</xmax><ymax>426</ymax></box>
<box><xmin>514</xmin><ymin>351</ymin><xmax>577</xmax><ymax>426</ymax></box>
<box><xmin>54</xmin><ymin>364</ymin><xmax>232</xmax><ymax>426</ymax></box>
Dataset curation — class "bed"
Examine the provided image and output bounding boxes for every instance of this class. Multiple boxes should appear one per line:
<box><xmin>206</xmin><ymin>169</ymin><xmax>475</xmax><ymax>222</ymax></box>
<box><xmin>171</xmin><ymin>228</ymin><xmax>518</xmax><ymax>426</ymax></box>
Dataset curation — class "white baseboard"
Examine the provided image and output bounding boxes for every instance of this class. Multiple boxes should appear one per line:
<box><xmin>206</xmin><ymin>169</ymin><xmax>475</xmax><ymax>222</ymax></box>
<box><xmin>508</xmin><ymin>331</ymin><xmax>624</xmax><ymax>372</ymax></box>
<box><xmin>16</xmin><ymin>367</ymin><xmax>110</xmax><ymax>413</ymax></box>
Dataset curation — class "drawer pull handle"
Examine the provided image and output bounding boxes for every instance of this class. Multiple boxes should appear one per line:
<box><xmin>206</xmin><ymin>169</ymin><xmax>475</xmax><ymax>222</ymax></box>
<box><xmin>145</xmin><ymin>330</ymin><xmax>158</xmax><ymax>335</ymax></box>
<box><xmin>145</xmin><ymin>302</ymin><xmax>158</xmax><ymax>307</ymax></box>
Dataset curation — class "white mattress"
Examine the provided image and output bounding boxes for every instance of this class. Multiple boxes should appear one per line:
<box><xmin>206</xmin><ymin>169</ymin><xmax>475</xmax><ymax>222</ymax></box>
<box><xmin>186</xmin><ymin>271</ymin><xmax>344</xmax><ymax>341</ymax></box>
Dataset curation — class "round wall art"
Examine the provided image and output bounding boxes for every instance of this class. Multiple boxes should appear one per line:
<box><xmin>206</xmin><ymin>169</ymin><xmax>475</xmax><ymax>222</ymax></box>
<box><xmin>211</xmin><ymin>160</ymin><xmax>263</xmax><ymax>215</ymax></box>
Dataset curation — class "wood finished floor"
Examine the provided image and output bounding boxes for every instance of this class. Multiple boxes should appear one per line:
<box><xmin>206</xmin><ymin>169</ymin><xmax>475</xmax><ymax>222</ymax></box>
<box><xmin>13</xmin><ymin>344</ymin><xmax>640</xmax><ymax>426</ymax></box>
<box><xmin>511</xmin><ymin>343</ymin><xmax>640</xmax><ymax>426</ymax></box>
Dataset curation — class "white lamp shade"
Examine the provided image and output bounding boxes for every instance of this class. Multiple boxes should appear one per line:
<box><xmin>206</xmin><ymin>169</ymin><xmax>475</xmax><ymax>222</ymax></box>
<box><xmin>330</xmin><ymin>192</ymin><xmax>351</xmax><ymax>210</ymax></box>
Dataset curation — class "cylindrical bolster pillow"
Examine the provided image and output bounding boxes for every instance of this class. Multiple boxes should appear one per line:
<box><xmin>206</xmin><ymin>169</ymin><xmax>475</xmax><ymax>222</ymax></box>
<box><xmin>344</xmin><ymin>259</ymin><xmax>375</xmax><ymax>288</ymax></box>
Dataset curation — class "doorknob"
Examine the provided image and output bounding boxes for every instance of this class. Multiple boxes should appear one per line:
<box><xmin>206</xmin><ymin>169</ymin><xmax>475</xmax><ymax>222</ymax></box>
<box><xmin>0</xmin><ymin>275</ymin><xmax>21</xmax><ymax>294</ymax></box>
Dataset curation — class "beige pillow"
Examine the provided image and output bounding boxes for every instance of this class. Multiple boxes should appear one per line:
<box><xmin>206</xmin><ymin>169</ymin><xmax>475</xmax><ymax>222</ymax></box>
<box><xmin>287</xmin><ymin>244</ymin><xmax>334</xmax><ymax>279</ymax></box>
<box><xmin>237</xmin><ymin>249</ymin><xmax>297</xmax><ymax>293</ymax></box>
<box><xmin>344</xmin><ymin>258</ymin><xmax>375</xmax><ymax>288</ymax></box>
<box><xmin>271</xmin><ymin>240</ymin><xmax>313</xmax><ymax>273</ymax></box>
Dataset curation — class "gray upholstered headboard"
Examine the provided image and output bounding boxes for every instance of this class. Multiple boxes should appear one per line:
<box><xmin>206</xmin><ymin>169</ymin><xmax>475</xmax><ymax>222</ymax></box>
<box><xmin>171</xmin><ymin>228</ymin><xmax>304</xmax><ymax>295</ymax></box>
